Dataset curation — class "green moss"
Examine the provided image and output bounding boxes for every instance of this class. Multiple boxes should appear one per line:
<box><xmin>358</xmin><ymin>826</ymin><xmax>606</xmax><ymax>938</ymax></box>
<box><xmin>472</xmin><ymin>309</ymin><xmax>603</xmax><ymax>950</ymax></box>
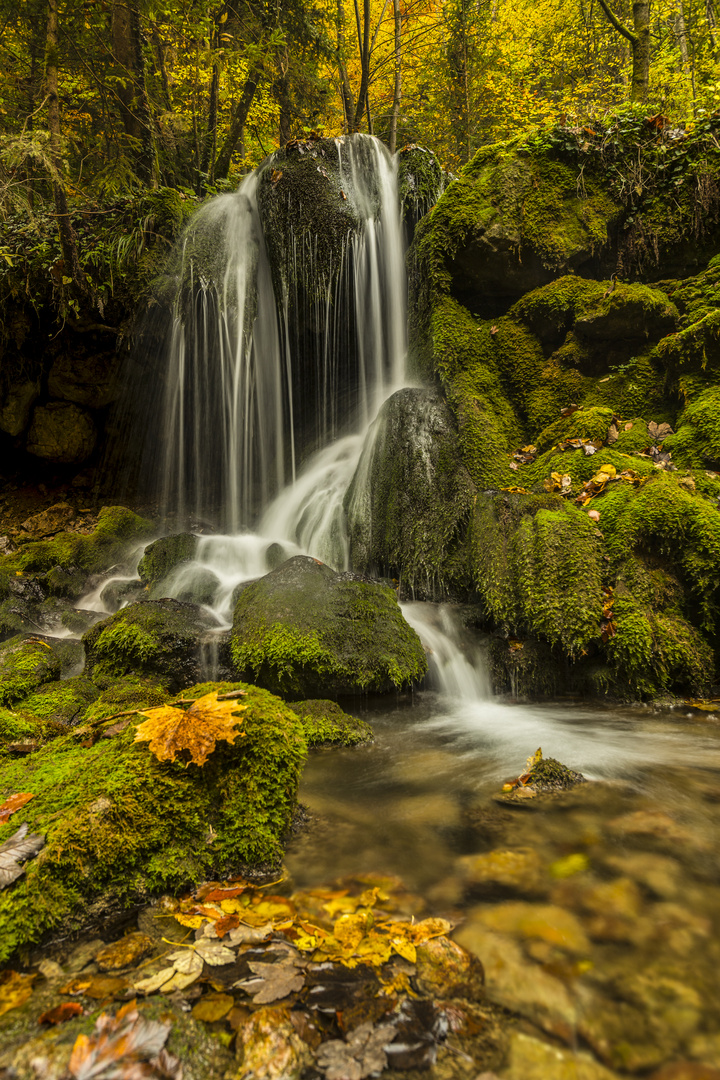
<box><xmin>82</xmin><ymin>674</ymin><xmax>169</xmax><ymax>721</ymax></box>
<box><xmin>521</xmin><ymin>446</ymin><xmax>655</xmax><ymax>495</ymax></box>
<box><xmin>0</xmin><ymin>707</ymin><xmax>60</xmax><ymax>751</ymax></box>
<box><xmin>16</xmin><ymin>677</ymin><xmax>99</xmax><ymax>725</ymax></box>
<box><xmin>534</xmin><ymin>407</ymin><xmax>614</xmax><ymax>453</ymax></box>
<box><xmin>469</xmin><ymin>494</ymin><xmax>604</xmax><ymax>655</ymax></box>
<box><xmin>287</xmin><ymin>699</ymin><xmax>373</xmax><ymax>747</ymax></box>
<box><xmin>397</xmin><ymin>144</ymin><xmax>444</xmax><ymax>227</ymax></box>
<box><xmin>0</xmin><ymin>636</ymin><xmax>61</xmax><ymax>706</ymax></box>
<box><xmin>529</xmin><ymin>756</ymin><xmax>584</xmax><ymax>790</ymax></box>
<box><xmin>0</xmin><ymin>680</ymin><xmax>306</xmax><ymax>963</ymax></box>
<box><xmin>137</xmin><ymin>533</ymin><xmax>198</xmax><ymax>587</ymax></box>
<box><xmin>82</xmin><ymin>600</ymin><xmax>213</xmax><ymax>688</ymax></box>
<box><xmin>665</xmin><ymin>386</ymin><xmax>720</xmax><ymax>470</ymax></box>
<box><xmin>0</xmin><ymin>506</ymin><xmax>153</xmax><ymax>579</ymax></box>
<box><xmin>231</xmin><ymin>557</ymin><xmax>427</xmax><ymax>697</ymax></box>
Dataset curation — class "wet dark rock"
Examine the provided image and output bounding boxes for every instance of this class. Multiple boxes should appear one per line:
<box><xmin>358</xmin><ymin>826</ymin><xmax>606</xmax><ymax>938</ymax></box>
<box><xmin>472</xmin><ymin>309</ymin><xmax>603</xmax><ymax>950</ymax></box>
<box><xmin>25</xmin><ymin>402</ymin><xmax>97</xmax><ymax>464</ymax></box>
<box><xmin>138</xmin><ymin>533</ymin><xmax>198</xmax><ymax>588</ymax></box>
<box><xmin>346</xmin><ymin>387</ymin><xmax>475</xmax><ymax>598</ymax></box>
<box><xmin>47</xmin><ymin>349</ymin><xmax>120</xmax><ymax>409</ymax></box>
<box><xmin>231</xmin><ymin>555</ymin><xmax>427</xmax><ymax>697</ymax></box>
<box><xmin>82</xmin><ymin>598</ymin><xmax>219</xmax><ymax>691</ymax></box>
<box><xmin>0</xmin><ymin>377</ymin><xmax>40</xmax><ymax>437</ymax></box>
<box><xmin>100</xmin><ymin>578</ymin><xmax>146</xmax><ymax>613</ymax></box>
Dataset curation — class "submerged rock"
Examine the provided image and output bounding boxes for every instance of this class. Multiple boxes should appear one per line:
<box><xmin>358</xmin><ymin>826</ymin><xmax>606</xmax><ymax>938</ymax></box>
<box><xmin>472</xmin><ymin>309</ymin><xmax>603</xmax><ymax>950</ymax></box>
<box><xmin>231</xmin><ymin>556</ymin><xmax>427</xmax><ymax>697</ymax></box>
<box><xmin>0</xmin><ymin>679</ymin><xmax>307</xmax><ymax>963</ymax></box>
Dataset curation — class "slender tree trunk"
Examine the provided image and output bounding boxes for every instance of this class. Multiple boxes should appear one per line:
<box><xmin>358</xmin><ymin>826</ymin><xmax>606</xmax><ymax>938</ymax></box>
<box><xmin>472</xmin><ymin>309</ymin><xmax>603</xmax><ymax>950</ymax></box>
<box><xmin>214</xmin><ymin>68</ymin><xmax>262</xmax><ymax>178</ymax></box>
<box><xmin>46</xmin><ymin>0</ymin><xmax>87</xmax><ymax>301</ymax></box>
<box><xmin>675</xmin><ymin>0</ymin><xmax>697</xmax><ymax>105</ymax></box>
<box><xmin>337</xmin><ymin>0</ymin><xmax>355</xmax><ymax>133</ymax></box>
<box><xmin>597</xmin><ymin>0</ymin><xmax>651</xmax><ymax>102</ymax></box>
<box><xmin>389</xmin><ymin>0</ymin><xmax>402</xmax><ymax>153</ymax></box>
<box><xmin>707</xmin><ymin>0</ymin><xmax>719</xmax><ymax>50</ymax></box>
<box><xmin>112</xmin><ymin>2</ymin><xmax>156</xmax><ymax>184</ymax></box>
<box><xmin>353</xmin><ymin>0</ymin><xmax>371</xmax><ymax>131</ymax></box>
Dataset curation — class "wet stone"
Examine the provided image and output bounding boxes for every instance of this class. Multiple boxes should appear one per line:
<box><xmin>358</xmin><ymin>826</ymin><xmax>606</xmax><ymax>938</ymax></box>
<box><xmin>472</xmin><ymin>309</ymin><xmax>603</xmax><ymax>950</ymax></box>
<box><xmin>415</xmin><ymin>936</ymin><xmax>485</xmax><ymax>1001</ymax></box>
<box><xmin>465</xmin><ymin>901</ymin><xmax>590</xmax><ymax>956</ymax></box>
<box><xmin>95</xmin><ymin>931</ymin><xmax>155</xmax><ymax>972</ymax></box>
<box><xmin>456</xmin><ymin>847</ymin><xmax>548</xmax><ymax>898</ymax></box>
<box><xmin>233</xmin><ymin>1005</ymin><xmax>312</xmax><ymax>1080</ymax></box>
<box><xmin>502</xmin><ymin>1031</ymin><xmax>622</xmax><ymax>1080</ymax></box>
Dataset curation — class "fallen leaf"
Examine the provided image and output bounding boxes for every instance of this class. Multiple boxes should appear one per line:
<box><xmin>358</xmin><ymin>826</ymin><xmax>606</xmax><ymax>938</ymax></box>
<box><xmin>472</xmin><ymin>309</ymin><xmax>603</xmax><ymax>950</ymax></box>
<box><xmin>235</xmin><ymin>959</ymin><xmax>305</xmax><ymax>1003</ymax></box>
<box><xmin>316</xmin><ymin>1021</ymin><xmax>397</xmax><ymax>1080</ymax></box>
<box><xmin>0</xmin><ymin>970</ymin><xmax>36</xmax><ymax>1017</ymax></box>
<box><xmin>0</xmin><ymin>822</ymin><xmax>45</xmax><ymax>890</ymax></box>
<box><xmin>195</xmin><ymin>940</ymin><xmax>236</xmax><ymax>966</ymax></box>
<box><xmin>60</xmin><ymin>975</ymin><xmax>130</xmax><ymax>1000</ymax></box>
<box><xmin>134</xmin><ymin>690</ymin><xmax>246</xmax><ymax>766</ymax></box>
<box><xmin>67</xmin><ymin>1001</ymin><xmax>181</xmax><ymax>1079</ymax></box>
<box><xmin>588</xmin><ymin>509</ymin><xmax>600</xmax><ymax>521</ymax></box>
<box><xmin>0</xmin><ymin>792</ymin><xmax>34</xmax><ymax>824</ymax></box>
<box><xmin>39</xmin><ymin>1001</ymin><xmax>84</xmax><ymax>1025</ymax></box>
<box><xmin>95</xmin><ymin>932</ymin><xmax>155</xmax><ymax>972</ymax></box>
<box><xmin>191</xmin><ymin>991</ymin><xmax>234</xmax><ymax>1022</ymax></box>
<box><xmin>133</xmin><ymin>967</ymin><xmax>176</xmax><ymax>995</ymax></box>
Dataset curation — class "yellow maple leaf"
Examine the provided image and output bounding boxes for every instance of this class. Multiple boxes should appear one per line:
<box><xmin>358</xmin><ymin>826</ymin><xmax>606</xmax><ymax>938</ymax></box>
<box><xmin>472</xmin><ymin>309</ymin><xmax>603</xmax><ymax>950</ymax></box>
<box><xmin>134</xmin><ymin>691</ymin><xmax>247</xmax><ymax>766</ymax></box>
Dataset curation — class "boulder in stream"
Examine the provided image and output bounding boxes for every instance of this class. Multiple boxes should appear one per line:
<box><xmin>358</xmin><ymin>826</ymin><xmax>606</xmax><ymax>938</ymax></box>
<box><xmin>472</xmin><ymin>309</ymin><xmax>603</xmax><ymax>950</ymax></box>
<box><xmin>231</xmin><ymin>556</ymin><xmax>427</xmax><ymax>697</ymax></box>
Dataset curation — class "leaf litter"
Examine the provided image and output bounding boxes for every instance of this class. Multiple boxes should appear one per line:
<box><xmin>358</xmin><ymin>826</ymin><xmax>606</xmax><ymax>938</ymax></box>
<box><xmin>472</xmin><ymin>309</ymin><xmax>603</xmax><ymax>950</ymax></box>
<box><xmin>0</xmin><ymin>873</ymin><xmax>473</xmax><ymax>1079</ymax></box>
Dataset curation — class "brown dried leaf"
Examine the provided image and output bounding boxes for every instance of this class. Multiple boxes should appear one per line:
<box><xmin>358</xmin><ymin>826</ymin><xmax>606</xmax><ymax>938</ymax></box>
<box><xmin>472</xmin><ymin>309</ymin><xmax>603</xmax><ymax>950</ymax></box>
<box><xmin>0</xmin><ymin>792</ymin><xmax>34</xmax><ymax>824</ymax></box>
<box><xmin>134</xmin><ymin>691</ymin><xmax>247</xmax><ymax>766</ymax></box>
<box><xmin>67</xmin><ymin>1001</ymin><xmax>179</xmax><ymax>1079</ymax></box>
<box><xmin>191</xmin><ymin>992</ymin><xmax>234</xmax><ymax>1022</ymax></box>
<box><xmin>0</xmin><ymin>822</ymin><xmax>45</xmax><ymax>890</ymax></box>
<box><xmin>235</xmin><ymin>960</ymin><xmax>305</xmax><ymax>1004</ymax></box>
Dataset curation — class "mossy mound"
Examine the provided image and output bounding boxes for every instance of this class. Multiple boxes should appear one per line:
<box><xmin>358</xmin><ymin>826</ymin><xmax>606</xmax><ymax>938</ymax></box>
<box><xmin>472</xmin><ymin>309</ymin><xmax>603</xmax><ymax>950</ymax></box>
<box><xmin>0</xmin><ymin>636</ymin><xmax>61</xmax><ymax>706</ymax></box>
<box><xmin>0</xmin><ymin>680</ymin><xmax>307</xmax><ymax>963</ymax></box>
<box><xmin>231</xmin><ymin>556</ymin><xmax>427</xmax><ymax>697</ymax></box>
<box><xmin>288</xmin><ymin>699</ymin><xmax>373</xmax><ymax>747</ymax></box>
<box><xmin>529</xmin><ymin>756</ymin><xmax>585</xmax><ymax>792</ymax></box>
<box><xmin>345</xmin><ymin>387</ymin><xmax>476</xmax><ymax>597</ymax></box>
<box><xmin>82</xmin><ymin>674</ymin><xmax>169</xmax><ymax>722</ymax></box>
<box><xmin>137</xmin><ymin>533</ymin><xmax>199</xmax><ymax>588</ymax></box>
<box><xmin>15</xmin><ymin>676</ymin><xmax>99</xmax><ymax>725</ymax></box>
<box><xmin>0</xmin><ymin>707</ymin><xmax>61</xmax><ymax>755</ymax></box>
<box><xmin>82</xmin><ymin>599</ymin><xmax>217</xmax><ymax>691</ymax></box>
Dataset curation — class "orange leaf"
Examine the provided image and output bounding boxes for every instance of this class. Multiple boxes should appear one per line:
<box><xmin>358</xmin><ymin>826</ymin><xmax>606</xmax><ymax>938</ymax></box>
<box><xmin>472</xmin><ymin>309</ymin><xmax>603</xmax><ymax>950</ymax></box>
<box><xmin>0</xmin><ymin>792</ymin><xmax>34</xmax><ymax>824</ymax></box>
<box><xmin>39</xmin><ymin>1001</ymin><xmax>84</xmax><ymax>1025</ymax></box>
<box><xmin>134</xmin><ymin>691</ymin><xmax>247</xmax><ymax>766</ymax></box>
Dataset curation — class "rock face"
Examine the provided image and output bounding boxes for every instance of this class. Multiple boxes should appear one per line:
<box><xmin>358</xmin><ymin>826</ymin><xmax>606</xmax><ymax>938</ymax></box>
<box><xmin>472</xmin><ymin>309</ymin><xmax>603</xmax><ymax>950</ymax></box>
<box><xmin>82</xmin><ymin>599</ymin><xmax>218</xmax><ymax>691</ymax></box>
<box><xmin>397</xmin><ymin>144</ymin><xmax>444</xmax><ymax>237</ymax></box>
<box><xmin>47</xmin><ymin>350</ymin><xmax>120</xmax><ymax>409</ymax></box>
<box><xmin>401</xmin><ymin>120</ymin><xmax>720</xmax><ymax>699</ymax></box>
<box><xmin>231</xmin><ymin>555</ymin><xmax>427</xmax><ymax>697</ymax></box>
<box><xmin>0</xmin><ymin>378</ymin><xmax>39</xmax><ymax>437</ymax></box>
<box><xmin>345</xmin><ymin>387</ymin><xmax>475</xmax><ymax>596</ymax></box>
<box><xmin>0</xmin><ymin>679</ymin><xmax>307</xmax><ymax>962</ymax></box>
<box><xmin>25</xmin><ymin>402</ymin><xmax>97</xmax><ymax>463</ymax></box>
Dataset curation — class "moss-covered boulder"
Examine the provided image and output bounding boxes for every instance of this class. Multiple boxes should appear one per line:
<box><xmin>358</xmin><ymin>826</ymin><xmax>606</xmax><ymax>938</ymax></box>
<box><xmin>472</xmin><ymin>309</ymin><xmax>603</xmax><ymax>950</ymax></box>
<box><xmin>0</xmin><ymin>636</ymin><xmax>61</xmax><ymax>706</ymax></box>
<box><xmin>397</xmin><ymin>144</ymin><xmax>444</xmax><ymax>237</ymax></box>
<box><xmin>345</xmin><ymin>387</ymin><xmax>476</xmax><ymax>597</ymax></box>
<box><xmin>288</xmin><ymin>699</ymin><xmax>373</xmax><ymax>747</ymax></box>
<box><xmin>0</xmin><ymin>680</ymin><xmax>307</xmax><ymax>962</ymax></box>
<box><xmin>231</xmin><ymin>556</ymin><xmax>427</xmax><ymax>697</ymax></box>
<box><xmin>14</xmin><ymin>676</ymin><xmax>99</xmax><ymax>725</ymax></box>
<box><xmin>137</xmin><ymin>533</ymin><xmax>199</xmax><ymax>589</ymax></box>
<box><xmin>82</xmin><ymin>599</ymin><xmax>217</xmax><ymax>691</ymax></box>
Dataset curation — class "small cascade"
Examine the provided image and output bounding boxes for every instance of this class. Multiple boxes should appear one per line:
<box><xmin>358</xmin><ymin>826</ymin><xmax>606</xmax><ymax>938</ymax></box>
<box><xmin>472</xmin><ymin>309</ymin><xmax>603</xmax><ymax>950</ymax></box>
<box><xmin>130</xmin><ymin>134</ymin><xmax>406</xmax><ymax>538</ymax></box>
<box><xmin>401</xmin><ymin>602</ymin><xmax>490</xmax><ymax>701</ymax></box>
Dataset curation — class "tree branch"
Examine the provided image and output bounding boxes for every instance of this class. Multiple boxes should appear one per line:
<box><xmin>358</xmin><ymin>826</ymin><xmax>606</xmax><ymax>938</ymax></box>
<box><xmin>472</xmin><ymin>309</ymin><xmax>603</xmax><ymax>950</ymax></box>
<box><xmin>596</xmin><ymin>0</ymin><xmax>637</xmax><ymax>44</ymax></box>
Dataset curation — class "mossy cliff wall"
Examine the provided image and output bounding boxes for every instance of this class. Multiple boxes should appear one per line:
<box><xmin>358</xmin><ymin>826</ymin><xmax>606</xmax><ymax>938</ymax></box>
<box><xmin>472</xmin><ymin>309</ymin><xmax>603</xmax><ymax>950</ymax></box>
<box><xmin>398</xmin><ymin>114</ymin><xmax>720</xmax><ymax>699</ymax></box>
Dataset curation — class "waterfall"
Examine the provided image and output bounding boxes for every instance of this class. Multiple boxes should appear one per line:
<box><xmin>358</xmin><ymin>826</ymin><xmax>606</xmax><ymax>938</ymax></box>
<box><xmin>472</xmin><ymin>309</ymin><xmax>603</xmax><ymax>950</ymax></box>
<box><xmin>401</xmin><ymin>602</ymin><xmax>491</xmax><ymax>701</ymax></box>
<box><xmin>143</xmin><ymin>135</ymin><xmax>406</xmax><ymax>538</ymax></box>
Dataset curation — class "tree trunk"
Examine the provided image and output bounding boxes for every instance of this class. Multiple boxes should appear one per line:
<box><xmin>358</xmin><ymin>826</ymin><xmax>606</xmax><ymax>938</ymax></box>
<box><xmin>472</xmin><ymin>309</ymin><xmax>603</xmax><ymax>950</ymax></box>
<box><xmin>353</xmin><ymin>0</ymin><xmax>371</xmax><ymax>131</ymax></box>
<box><xmin>630</xmin><ymin>0</ymin><xmax>650</xmax><ymax>102</ymax></box>
<box><xmin>388</xmin><ymin>0</ymin><xmax>402</xmax><ymax>153</ymax></box>
<box><xmin>597</xmin><ymin>0</ymin><xmax>651</xmax><ymax>102</ymax></box>
<box><xmin>112</xmin><ymin>1</ymin><xmax>156</xmax><ymax>184</ymax></box>
<box><xmin>337</xmin><ymin>0</ymin><xmax>355</xmax><ymax>133</ymax></box>
<box><xmin>214</xmin><ymin>68</ymin><xmax>262</xmax><ymax>179</ymax></box>
<box><xmin>46</xmin><ymin>0</ymin><xmax>88</xmax><ymax>301</ymax></box>
<box><xmin>707</xmin><ymin>0</ymin><xmax>719</xmax><ymax>51</ymax></box>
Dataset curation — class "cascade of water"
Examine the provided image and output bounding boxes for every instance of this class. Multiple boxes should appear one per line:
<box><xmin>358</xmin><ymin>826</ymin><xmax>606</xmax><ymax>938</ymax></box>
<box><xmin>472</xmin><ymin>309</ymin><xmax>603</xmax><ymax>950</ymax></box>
<box><xmin>149</xmin><ymin>134</ymin><xmax>405</xmax><ymax>541</ymax></box>
<box><xmin>400</xmin><ymin>602</ymin><xmax>491</xmax><ymax>701</ymax></box>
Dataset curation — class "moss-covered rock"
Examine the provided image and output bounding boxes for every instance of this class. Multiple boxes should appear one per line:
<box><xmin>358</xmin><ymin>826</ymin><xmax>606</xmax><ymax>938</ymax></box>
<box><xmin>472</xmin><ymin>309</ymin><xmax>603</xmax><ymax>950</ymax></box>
<box><xmin>231</xmin><ymin>556</ymin><xmax>427</xmax><ymax>697</ymax></box>
<box><xmin>0</xmin><ymin>679</ymin><xmax>307</xmax><ymax>962</ymax></box>
<box><xmin>288</xmin><ymin>699</ymin><xmax>373</xmax><ymax>747</ymax></box>
<box><xmin>15</xmin><ymin>676</ymin><xmax>100</xmax><ymax>725</ymax></box>
<box><xmin>397</xmin><ymin>144</ymin><xmax>444</xmax><ymax>236</ymax></box>
<box><xmin>82</xmin><ymin>599</ymin><xmax>217</xmax><ymax>691</ymax></box>
<box><xmin>0</xmin><ymin>707</ymin><xmax>61</xmax><ymax>755</ymax></box>
<box><xmin>137</xmin><ymin>533</ymin><xmax>199</xmax><ymax>588</ymax></box>
<box><xmin>345</xmin><ymin>387</ymin><xmax>476</xmax><ymax>596</ymax></box>
<box><xmin>82</xmin><ymin>673</ymin><xmax>169</xmax><ymax>721</ymax></box>
<box><xmin>0</xmin><ymin>636</ymin><xmax>61</xmax><ymax>706</ymax></box>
